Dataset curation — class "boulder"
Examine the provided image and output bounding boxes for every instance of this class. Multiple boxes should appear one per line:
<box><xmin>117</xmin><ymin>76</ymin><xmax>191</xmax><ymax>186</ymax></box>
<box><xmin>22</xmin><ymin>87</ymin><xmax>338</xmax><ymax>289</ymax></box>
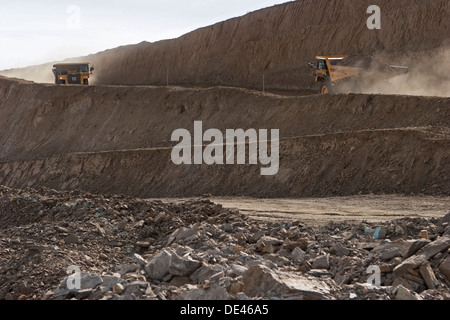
<box><xmin>395</xmin><ymin>285</ymin><xmax>422</xmax><ymax>300</ymax></box>
<box><xmin>401</xmin><ymin>239</ymin><xmax>430</xmax><ymax>258</ymax></box>
<box><xmin>312</xmin><ymin>255</ymin><xmax>330</xmax><ymax>270</ymax></box>
<box><xmin>178</xmin><ymin>283</ymin><xmax>229</xmax><ymax>300</ymax></box>
<box><xmin>439</xmin><ymin>256</ymin><xmax>450</xmax><ymax>281</ymax></box>
<box><xmin>291</xmin><ymin>247</ymin><xmax>307</xmax><ymax>262</ymax></box>
<box><xmin>190</xmin><ymin>264</ymin><xmax>224</xmax><ymax>284</ymax></box>
<box><xmin>256</xmin><ymin>236</ymin><xmax>283</xmax><ymax>254</ymax></box>
<box><xmin>242</xmin><ymin>265</ymin><xmax>333</xmax><ymax>300</ymax></box>
<box><xmin>394</xmin><ymin>236</ymin><xmax>450</xmax><ymax>276</ymax></box>
<box><xmin>53</xmin><ymin>272</ymin><xmax>103</xmax><ymax>300</ymax></box>
<box><xmin>330</xmin><ymin>243</ymin><xmax>350</xmax><ymax>256</ymax></box>
<box><xmin>144</xmin><ymin>249</ymin><xmax>173</xmax><ymax>280</ymax></box>
<box><xmin>419</xmin><ymin>262</ymin><xmax>439</xmax><ymax>289</ymax></box>
<box><xmin>169</xmin><ymin>253</ymin><xmax>202</xmax><ymax>277</ymax></box>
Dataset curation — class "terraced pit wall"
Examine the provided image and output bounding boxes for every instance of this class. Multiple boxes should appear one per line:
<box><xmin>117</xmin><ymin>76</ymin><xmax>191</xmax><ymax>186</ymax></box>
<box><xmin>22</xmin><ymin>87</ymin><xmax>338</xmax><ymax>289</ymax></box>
<box><xmin>0</xmin><ymin>77</ymin><xmax>448</xmax><ymax>197</ymax></box>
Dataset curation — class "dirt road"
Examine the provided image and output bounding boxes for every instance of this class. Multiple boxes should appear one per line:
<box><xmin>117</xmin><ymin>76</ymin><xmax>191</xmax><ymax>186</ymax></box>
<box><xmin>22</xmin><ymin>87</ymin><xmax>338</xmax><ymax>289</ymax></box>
<box><xmin>187</xmin><ymin>195</ymin><xmax>449</xmax><ymax>225</ymax></box>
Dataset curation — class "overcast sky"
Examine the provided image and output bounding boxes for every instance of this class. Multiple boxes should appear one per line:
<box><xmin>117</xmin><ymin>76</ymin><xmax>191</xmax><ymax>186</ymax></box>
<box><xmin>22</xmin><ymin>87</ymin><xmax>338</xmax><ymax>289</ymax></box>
<box><xmin>0</xmin><ymin>0</ymin><xmax>291</xmax><ymax>70</ymax></box>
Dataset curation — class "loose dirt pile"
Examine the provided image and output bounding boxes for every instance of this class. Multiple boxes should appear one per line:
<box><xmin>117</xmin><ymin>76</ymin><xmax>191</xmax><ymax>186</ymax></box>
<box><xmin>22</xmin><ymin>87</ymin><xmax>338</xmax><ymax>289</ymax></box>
<box><xmin>1</xmin><ymin>186</ymin><xmax>449</xmax><ymax>300</ymax></box>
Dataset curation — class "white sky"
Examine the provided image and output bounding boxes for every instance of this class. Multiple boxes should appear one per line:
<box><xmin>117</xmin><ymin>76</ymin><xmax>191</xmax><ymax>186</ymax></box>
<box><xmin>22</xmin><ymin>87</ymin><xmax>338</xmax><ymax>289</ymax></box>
<box><xmin>0</xmin><ymin>0</ymin><xmax>291</xmax><ymax>70</ymax></box>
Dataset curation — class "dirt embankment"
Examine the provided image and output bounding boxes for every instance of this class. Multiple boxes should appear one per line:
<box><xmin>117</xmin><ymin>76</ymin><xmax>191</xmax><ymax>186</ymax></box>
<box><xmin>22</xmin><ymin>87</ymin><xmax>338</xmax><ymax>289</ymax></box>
<box><xmin>0</xmin><ymin>77</ymin><xmax>448</xmax><ymax>197</ymax></box>
<box><xmin>0</xmin><ymin>0</ymin><xmax>448</xmax><ymax>198</ymax></box>
<box><xmin>1</xmin><ymin>127</ymin><xmax>448</xmax><ymax>198</ymax></box>
<box><xmin>1</xmin><ymin>0</ymin><xmax>449</xmax><ymax>93</ymax></box>
<box><xmin>1</xmin><ymin>77</ymin><xmax>449</xmax><ymax>162</ymax></box>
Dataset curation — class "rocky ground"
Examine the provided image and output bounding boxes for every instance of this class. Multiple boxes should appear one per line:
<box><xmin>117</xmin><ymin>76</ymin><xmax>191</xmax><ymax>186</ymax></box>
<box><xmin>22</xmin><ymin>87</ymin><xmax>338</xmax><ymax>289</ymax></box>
<box><xmin>0</xmin><ymin>185</ymin><xmax>449</xmax><ymax>301</ymax></box>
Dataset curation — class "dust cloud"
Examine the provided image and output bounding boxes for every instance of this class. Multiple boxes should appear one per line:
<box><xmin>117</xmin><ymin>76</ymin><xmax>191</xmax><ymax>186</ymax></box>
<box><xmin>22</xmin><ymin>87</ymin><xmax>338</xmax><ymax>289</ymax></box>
<box><xmin>359</xmin><ymin>47</ymin><xmax>450</xmax><ymax>97</ymax></box>
<box><xmin>0</xmin><ymin>63</ymin><xmax>55</xmax><ymax>84</ymax></box>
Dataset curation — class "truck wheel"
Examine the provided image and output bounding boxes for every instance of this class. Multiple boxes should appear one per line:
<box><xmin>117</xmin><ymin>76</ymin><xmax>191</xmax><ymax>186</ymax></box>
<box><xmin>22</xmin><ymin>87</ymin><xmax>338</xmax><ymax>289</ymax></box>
<box><xmin>320</xmin><ymin>82</ymin><xmax>332</xmax><ymax>94</ymax></box>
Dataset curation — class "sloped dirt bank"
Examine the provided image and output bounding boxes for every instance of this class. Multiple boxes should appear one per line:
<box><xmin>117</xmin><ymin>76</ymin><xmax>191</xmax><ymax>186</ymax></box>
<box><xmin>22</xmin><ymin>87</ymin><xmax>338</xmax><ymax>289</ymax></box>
<box><xmin>0</xmin><ymin>127</ymin><xmax>448</xmax><ymax>198</ymax></box>
<box><xmin>1</xmin><ymin>0</ymin><xmax>448</xmax><ymax>95</ymax></box>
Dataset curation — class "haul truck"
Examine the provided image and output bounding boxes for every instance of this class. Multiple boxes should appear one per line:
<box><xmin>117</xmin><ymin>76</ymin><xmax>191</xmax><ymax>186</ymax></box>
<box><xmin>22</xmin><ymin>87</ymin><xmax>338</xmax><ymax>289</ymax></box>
<box><xmin>52</xmin><ymin>63</ymin><xmax>94</xmax><ymax>85</ymax></box>
<box><xmin>312</xmin><ymin>56</ymin><xmax>360</xmax><ymax>94</ymax></box>
<box><xmin>310</xmin><ymin>55</ymin><xmax>408</xmax><ymax>94</ymax></box>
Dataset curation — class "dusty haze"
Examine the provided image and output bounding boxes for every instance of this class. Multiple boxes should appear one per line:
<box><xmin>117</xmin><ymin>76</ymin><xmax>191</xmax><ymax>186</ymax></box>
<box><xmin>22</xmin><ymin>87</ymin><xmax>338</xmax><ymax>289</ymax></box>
<box><xmin>362</xmin><ymin>47</ymin><xmax>450</xmax><ymax>97</ymax></box>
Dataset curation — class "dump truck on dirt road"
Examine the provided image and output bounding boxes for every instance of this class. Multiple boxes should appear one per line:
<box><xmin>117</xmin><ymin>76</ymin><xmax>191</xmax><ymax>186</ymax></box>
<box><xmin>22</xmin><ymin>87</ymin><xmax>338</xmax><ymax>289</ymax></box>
<box><xmin>310</xmin><ymin>55</ymin><xmax>408</xmax><ymax>94</ymax></box>
<box><xmin>52</xmin><ymin>63</ymin><xmax>94</xmax><ymax>85</ymax></box>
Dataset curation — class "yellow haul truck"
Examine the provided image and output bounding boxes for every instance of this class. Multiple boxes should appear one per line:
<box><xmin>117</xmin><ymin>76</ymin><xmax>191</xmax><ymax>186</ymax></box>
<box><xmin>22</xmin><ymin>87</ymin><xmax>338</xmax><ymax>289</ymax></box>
<box><xmin>310</xmin><ymin>55</ymin><xmax>408</xmax><ymax>94</ymax></box>
<box><xmin>52</xmin><ymin>63</ymin><xmax>94</xmax><ymax>85</ymax></box>
<box><xmin>311</xmin><ymin>56</ymin><xmax>361</xmax><ymax>94</ymax></box>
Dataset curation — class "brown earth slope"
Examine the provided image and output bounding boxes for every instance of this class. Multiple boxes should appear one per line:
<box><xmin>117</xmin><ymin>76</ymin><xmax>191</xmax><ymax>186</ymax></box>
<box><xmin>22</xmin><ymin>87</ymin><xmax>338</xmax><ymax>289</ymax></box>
<box><xmin>0</xmin><ymin>127</ymin><xmax>448</xmax><ymax>197</ymax></box>
<box><xmin>1</xmin><ymin>0</ymin><xmax>449</xmax><ymax>94</ymax></box>
<box><xmin>0</xmin><ymin>0</ymin><xmax>448</xmax><ymax>198</ymax></box>
<box><xmin>1</xmin><ymin>77</ymin><xmax>449</xmax><ymax>162</ymax></box>
<box><xmin>0</xmin><ymin>76</ymin><xmax>448</xmax><ymax>197</ymax></box>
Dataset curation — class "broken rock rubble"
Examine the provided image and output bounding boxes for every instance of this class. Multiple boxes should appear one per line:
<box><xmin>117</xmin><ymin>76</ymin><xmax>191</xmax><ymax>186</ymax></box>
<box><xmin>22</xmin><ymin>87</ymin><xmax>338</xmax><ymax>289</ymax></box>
<box><xmin>0</xmin><ymin>186</ymin><xmax>449</xmax><ymax>300</ymax></box>
<box><xmin>50</xmin><ymin>209</ymin><xmax>450</xmax><ymax>300</ymax></box>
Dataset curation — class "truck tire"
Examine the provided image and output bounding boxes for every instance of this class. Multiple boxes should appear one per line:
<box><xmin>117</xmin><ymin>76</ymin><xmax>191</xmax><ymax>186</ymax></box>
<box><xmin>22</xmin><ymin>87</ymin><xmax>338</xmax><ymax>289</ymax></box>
<box><xmin>83</xmin><ymin>79</ymin><xmax>89</xmax><ymax>85</ymax></box>
<box><xmin>320</xmin><ymin>81</ymin><xmax>332</xmax><ymax>94</ymax></box>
